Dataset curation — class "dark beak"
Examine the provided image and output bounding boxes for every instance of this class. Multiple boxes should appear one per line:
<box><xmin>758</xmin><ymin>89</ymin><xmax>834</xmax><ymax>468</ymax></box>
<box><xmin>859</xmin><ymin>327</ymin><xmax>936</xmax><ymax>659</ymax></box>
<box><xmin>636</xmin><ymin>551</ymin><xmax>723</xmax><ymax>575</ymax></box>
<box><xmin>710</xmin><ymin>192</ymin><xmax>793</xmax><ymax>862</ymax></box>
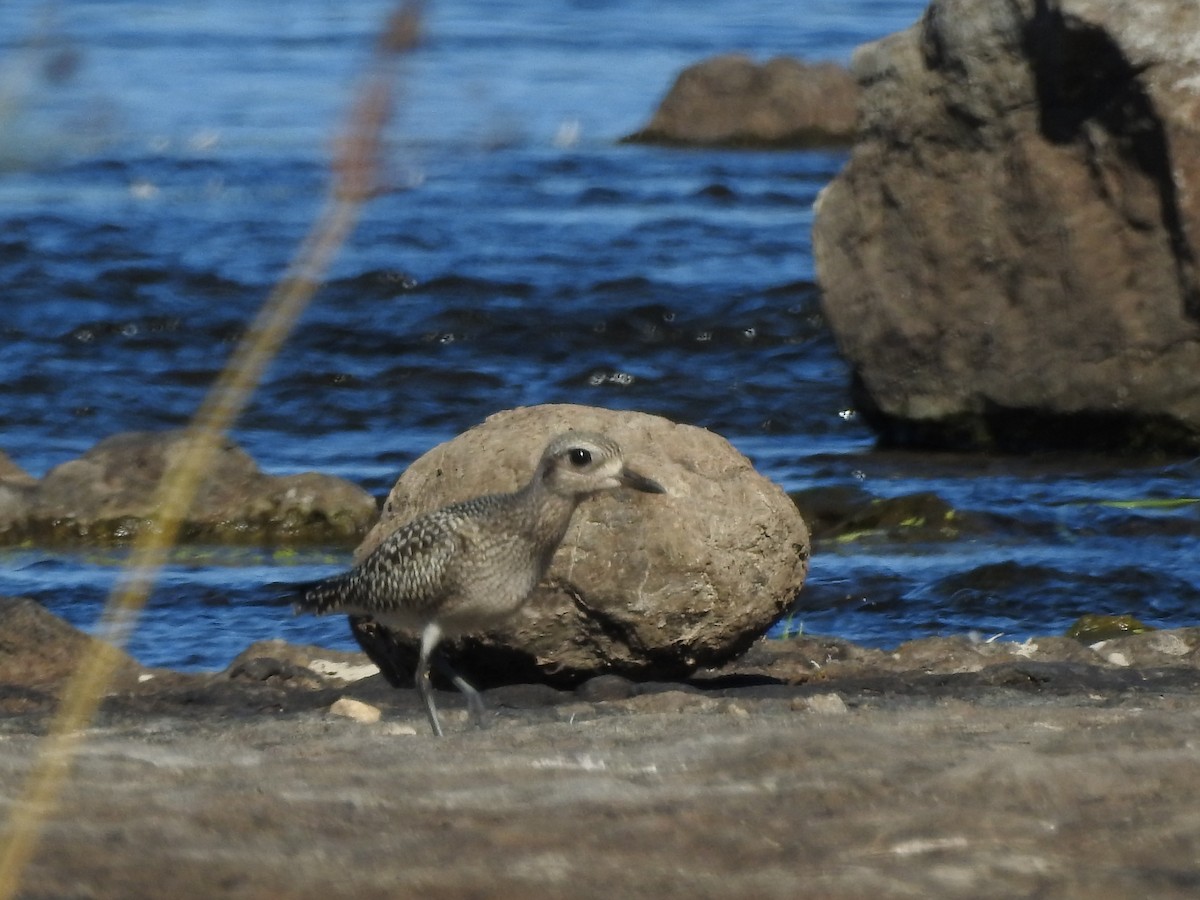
<box><xmin>619</xmin><ymin>467</ymin><xmax>666</xmax><ymax>494</ymax></box>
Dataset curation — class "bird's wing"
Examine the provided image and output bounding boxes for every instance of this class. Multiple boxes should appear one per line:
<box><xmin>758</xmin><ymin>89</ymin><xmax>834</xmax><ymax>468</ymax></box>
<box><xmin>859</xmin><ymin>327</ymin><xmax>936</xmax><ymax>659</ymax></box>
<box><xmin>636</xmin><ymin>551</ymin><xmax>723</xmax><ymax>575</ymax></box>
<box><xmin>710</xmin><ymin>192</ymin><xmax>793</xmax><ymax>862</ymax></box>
<box><xmin>366</xmin><ymin>514</ymin><xmax>467</xmax><ymax>611</ymax></box>
<box><xmin>294</xmin><ymin>513</ymin><xmax>466</xmax><ymax>619</ymax></box>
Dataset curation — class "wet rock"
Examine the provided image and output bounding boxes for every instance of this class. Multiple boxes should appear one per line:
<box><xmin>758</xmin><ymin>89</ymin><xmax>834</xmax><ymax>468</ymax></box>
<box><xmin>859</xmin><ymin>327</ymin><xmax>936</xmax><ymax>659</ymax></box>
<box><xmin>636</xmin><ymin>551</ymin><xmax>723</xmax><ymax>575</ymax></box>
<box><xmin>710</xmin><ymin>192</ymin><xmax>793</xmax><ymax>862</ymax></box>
<box><xmin>5</xmin><ymin>430</ymin><xmax>377</xmax><ymax>545</ymax></box>
<box><xmin>224</xmin><ymin>639</ymin><xmax>379</xmax><ymax>686</ymax></box>
<box><xmin>1065</xmin><ymin>613</ymin><xmax>1152</xmax><ymax>642</ymax></box>
<box><xmin>791</xmin><ymin>484</ymin><xmax>977</xmax><ymax>542</ymax></box>
<box><xmin>0</xmin><ymin>451</ymin><xmax>36</xmax><ymax>486</ymax></box>
<box><xmin>0</xmin><ymin>595</ymin><xmax>143</xmax><ymax>695</ymax></box>
<box><xmin>226</xmin><ymin>656</ymin><xmax>329</xmax><ymax>690</ymax></box>
<box><xmin>813</xmin><ymin>0</ymin><xmax>1200</xmax><ymax>453</ymax></box>
<box><xmin>1086</xmin><ymin>627</ymin><xmax>1200</xmax><ymax>669</ymax></box>
<box><xmin>0</xmin><ymin>484</ymin><xmax>35</xmax><ymax>542</ymax></box>
<box><xmin>0</xmin><ymin>451</ymin><xmax>38</xmax><ymax>540</ymax></box>
<box><xmin>350</xmin><ymin>404</ymin><xmax>810</xmax><ymax>687</ymax></box>
<box><xmin>623</xmin><ymin>54</ymin><xmax>858</xmax><ymax>148</ymax></box>
<box><xmin>717</xmin><ymin>632</ymin><xmax>1133</xmax><ymax>687</ymax></box>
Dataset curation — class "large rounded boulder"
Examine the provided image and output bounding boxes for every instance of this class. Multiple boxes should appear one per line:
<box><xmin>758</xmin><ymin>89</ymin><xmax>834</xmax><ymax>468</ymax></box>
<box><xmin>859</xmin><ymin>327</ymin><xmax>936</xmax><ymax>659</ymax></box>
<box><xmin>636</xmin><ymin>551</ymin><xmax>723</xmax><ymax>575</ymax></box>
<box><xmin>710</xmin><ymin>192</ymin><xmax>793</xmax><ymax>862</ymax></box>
<box><xmin>349</xmin><ymin>404</ymin><xmax>810</xmax><ymax>687</ymax></box>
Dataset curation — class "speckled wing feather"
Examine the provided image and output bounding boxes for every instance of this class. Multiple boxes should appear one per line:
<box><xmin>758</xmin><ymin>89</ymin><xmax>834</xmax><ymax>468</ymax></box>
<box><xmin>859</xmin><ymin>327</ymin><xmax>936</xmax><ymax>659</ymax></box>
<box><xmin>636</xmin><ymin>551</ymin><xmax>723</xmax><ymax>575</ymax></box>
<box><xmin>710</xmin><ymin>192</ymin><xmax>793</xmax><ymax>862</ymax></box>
<box><xmin>294</xmin><ymin>509</ymin><xmax>469</xmax><ymax>619</ymax></box>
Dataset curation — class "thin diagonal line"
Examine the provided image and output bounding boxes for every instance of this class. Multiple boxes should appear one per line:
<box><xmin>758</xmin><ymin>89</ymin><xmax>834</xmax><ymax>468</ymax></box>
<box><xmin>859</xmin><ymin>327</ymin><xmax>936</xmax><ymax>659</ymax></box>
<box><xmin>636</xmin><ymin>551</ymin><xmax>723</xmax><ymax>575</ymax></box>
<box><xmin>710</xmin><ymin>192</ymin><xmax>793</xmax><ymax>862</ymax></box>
<box><xmin>0</xmin><ymin>6</ymin><xmax>420</xmax><ymax>897</ymax></box>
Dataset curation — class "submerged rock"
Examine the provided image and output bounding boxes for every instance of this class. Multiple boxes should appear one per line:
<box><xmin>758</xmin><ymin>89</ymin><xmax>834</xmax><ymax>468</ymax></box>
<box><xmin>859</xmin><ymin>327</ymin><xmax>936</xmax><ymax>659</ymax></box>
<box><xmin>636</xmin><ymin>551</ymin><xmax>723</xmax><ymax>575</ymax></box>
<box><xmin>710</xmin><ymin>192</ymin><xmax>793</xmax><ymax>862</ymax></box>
<box><xmin>791</xmin><ymin>484</ymin><xmax>978</xmax><ymax>543</ymax></box>
<box><xmin>0</xmin><ymin>430</ymin><xmax>378</xmax><ymax>545</ymax></box>
<box><xmin>623</xmin><ymin>53</ymin><xmax>858</xmax><ymax>148</ymax></box>
<box><xmin>349</xmin><ymin>404</ymin><xmax>811</xmax><ymax>686</ymax></box>
<box><xmin>1066</xmin><ymin>613</ymin><xmax>1153</xmax><ymax>642</ymax></box>
<box><xmin>813</xmin><ymin>0</ymin><xmax>1200</xmax><ymax>453</ymax></box>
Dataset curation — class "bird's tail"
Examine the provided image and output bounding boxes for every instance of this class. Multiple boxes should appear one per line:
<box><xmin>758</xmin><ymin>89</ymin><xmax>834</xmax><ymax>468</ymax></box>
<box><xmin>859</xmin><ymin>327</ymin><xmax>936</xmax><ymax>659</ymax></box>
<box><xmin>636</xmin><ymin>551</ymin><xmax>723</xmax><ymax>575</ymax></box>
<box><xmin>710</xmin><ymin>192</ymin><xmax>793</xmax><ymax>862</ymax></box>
<box><xmin>290</xmin><ymin>572</ymin><xmax>357</xmax><ymax>617</ymax></box>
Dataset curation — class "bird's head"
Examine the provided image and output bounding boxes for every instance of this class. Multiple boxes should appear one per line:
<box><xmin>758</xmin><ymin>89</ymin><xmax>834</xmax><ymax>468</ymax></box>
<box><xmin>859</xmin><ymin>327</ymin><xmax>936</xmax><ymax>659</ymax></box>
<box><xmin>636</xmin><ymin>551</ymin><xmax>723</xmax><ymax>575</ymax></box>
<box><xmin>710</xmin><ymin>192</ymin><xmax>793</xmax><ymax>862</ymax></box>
<box><xmin>537</xmin><ymin>431</ymin><xmax>665</xmax><ymax>499</ymax></box>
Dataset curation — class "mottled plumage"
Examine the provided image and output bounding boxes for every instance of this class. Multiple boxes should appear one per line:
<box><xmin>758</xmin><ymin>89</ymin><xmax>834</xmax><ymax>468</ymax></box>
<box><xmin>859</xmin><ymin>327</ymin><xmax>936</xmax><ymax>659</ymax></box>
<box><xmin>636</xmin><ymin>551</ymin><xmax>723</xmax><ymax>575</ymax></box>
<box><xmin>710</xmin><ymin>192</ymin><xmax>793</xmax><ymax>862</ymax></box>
<box><xmin>294</xmin><ymin>431</ymin><xmax>665</xmax><ymax>736</ymax></box>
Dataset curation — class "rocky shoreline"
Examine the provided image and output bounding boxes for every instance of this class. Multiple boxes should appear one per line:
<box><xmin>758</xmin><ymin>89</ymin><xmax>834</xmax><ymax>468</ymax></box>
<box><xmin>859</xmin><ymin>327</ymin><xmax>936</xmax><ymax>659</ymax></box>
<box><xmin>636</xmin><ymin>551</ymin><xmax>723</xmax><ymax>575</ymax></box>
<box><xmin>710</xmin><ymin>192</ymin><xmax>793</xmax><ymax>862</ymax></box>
<box><xmin>3</xmin><ymin>597</ymin><xmax>1199</xmax><ymax>899</ymax></box>
<box><xmin>0</xmin><ymin>431</ymin><xmax>378</xmax><ymax>547</ymax></box>
<box><xmin>2</xmin><ymin>420</ymin><xmax>1195</xmax><ymax>897</ymax></box>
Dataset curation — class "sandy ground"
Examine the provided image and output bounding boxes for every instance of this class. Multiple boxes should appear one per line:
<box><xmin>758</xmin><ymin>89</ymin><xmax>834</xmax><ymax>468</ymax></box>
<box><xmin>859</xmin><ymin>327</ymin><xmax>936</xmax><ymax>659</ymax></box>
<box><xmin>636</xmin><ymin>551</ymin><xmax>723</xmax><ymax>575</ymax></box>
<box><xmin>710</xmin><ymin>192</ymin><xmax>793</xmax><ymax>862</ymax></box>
<box><xmin>2</xmin><ymin>630</ymin><xmax>1200</xmax><ymax>900</ymax></box>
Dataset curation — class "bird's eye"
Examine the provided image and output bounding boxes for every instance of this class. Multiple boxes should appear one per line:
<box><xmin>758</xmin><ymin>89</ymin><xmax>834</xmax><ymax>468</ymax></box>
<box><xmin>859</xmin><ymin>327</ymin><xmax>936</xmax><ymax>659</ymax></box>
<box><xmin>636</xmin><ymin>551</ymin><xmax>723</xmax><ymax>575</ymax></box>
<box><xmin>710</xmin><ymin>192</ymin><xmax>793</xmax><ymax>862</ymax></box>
<box><xmin>568</xmin><ymin>448</ymin><xmax>592</xmax><ymax>467</ymax></box>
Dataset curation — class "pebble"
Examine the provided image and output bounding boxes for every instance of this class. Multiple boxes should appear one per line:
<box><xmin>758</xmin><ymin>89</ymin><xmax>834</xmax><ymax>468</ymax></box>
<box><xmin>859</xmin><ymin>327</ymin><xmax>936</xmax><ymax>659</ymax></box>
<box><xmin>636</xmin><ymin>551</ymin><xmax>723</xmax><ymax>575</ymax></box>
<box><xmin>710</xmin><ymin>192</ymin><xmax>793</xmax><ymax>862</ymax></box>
<box><xmin>329</xmin><ymin>697</ymin><xmax>382</xmax><ymax>724</ymax></box>
<box><xmin>307</xmin><ymin>659</ymin><xmax>380</xmax><ymax>683</ymax></box>
<box><xmin>797</xmin><ymin>692</ymin><xmax>849</xmax><ymax>715</ymax></box>
<box><xmin>720</xmin><ymin>700</ymin><xmax>751</xmax><ymax>718</ymax></box>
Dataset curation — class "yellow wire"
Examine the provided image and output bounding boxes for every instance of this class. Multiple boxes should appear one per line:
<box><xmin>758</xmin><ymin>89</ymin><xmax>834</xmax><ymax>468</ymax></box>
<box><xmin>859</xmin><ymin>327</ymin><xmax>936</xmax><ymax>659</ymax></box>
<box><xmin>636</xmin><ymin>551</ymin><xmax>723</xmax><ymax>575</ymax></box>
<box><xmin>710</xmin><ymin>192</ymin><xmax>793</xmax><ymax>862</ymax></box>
<box><xmin>0</xmin><ymin>6</ymin><xmax>419</xmax><ymax>895</ymax></box>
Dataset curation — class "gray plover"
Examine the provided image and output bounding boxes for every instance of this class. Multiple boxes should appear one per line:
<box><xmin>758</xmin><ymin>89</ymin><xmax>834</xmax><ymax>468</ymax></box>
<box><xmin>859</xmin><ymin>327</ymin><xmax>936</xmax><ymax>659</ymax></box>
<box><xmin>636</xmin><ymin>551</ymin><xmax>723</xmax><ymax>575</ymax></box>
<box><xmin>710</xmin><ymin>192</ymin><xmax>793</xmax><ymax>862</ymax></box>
<box><xmin>294</xmin><ymin>431</ymin><xmax>665</xmax><ymax>736</ymax></box>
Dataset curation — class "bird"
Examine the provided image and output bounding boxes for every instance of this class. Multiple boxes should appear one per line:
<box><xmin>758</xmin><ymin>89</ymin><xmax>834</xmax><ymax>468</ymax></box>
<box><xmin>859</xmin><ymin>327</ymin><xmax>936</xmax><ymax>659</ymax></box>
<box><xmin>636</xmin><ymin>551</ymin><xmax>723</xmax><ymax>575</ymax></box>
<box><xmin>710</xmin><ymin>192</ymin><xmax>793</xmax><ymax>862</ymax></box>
<box><xmin>293</xmin><ymin>430</ymin><xmax>665</xmax><ymax>736</ymax></box>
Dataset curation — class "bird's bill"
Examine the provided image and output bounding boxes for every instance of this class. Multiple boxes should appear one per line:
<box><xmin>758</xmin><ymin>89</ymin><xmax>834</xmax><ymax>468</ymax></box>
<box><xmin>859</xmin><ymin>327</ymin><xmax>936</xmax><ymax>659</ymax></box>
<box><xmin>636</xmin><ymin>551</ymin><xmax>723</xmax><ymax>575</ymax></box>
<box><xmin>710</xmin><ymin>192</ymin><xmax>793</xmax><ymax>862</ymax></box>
<box><xmin>619</xmin><ymin>467</ymin><xmax>666</xmax><ymax>494</ymax></box>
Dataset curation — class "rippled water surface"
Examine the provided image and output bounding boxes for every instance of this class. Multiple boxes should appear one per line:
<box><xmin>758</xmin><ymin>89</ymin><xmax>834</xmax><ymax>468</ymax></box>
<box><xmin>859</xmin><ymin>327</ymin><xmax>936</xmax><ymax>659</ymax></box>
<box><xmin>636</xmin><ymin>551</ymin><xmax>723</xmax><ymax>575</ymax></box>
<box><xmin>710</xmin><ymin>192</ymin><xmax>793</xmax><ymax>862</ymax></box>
<box><xmin>2</xmin><ymin>0</ymin><xmax>1197</xmax><ymax>670</ymax></box>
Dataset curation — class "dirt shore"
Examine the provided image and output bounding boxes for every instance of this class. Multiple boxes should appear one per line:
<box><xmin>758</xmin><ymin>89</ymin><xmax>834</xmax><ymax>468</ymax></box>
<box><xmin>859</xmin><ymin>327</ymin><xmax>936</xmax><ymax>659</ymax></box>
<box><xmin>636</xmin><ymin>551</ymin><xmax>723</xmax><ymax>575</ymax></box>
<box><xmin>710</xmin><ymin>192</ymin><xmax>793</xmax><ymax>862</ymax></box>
<box><xmin>2</xmin><ymin>627</ymin><xmax>1199</xmax><ymax>899</ymax></box>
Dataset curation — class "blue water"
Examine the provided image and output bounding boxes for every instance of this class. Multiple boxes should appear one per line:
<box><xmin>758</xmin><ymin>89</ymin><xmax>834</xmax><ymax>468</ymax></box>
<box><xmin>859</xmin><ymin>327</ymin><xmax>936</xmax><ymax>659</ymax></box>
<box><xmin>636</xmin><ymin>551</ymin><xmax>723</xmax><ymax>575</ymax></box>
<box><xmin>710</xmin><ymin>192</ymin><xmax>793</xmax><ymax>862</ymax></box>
<box><xmin>2</xmin><ymin>0</ymin><xmax>1198</xmax><ymax>671</ymax></box>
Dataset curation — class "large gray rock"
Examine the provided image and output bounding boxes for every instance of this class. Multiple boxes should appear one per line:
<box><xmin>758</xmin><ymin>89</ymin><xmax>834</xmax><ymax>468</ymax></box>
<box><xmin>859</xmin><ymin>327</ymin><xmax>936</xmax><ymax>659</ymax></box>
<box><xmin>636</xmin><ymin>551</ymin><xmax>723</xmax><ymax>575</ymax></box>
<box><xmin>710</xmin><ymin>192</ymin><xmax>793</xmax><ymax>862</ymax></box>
<box><xmin>624</xmin><ymin>54</ymin><xmax>858</xmax><ymax>148</ymax></box>
<box><xmin>350</xmin><ymin>404</ymin><xmax>810</xmax><ymax>687</ymax></box>
<box><xmin>2</xmin><ymin>430</ymin><xmax>377</xmax><ymax>545</ymax></box>
<box><xmin>813</xmin><ymin>0</ymin><xmax>1200</xmax><ymax>452</ymax></box>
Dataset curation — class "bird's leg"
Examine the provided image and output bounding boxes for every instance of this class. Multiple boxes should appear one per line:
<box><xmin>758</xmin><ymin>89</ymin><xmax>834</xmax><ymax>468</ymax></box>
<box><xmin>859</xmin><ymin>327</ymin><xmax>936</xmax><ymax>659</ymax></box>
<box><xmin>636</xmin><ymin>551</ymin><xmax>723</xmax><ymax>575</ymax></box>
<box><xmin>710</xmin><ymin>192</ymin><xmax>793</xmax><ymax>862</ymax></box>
<box><xmin>416</xmin><ymin>623</ymin><xmax>444</xmax><ymax>737</ymax></box>
<box><xmin>432</xmin><ymin>652</ymin><xmax>488</xmax><ymax>731</ymax></box>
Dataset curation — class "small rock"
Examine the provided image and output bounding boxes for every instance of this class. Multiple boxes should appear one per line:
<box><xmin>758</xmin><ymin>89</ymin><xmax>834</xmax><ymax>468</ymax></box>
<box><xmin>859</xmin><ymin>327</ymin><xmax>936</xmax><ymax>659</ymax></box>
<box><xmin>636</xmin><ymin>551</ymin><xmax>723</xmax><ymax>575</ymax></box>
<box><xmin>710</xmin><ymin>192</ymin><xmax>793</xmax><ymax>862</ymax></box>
<box><xmin>329</xmin><ymin>697</ymin><xmax>381</xmax><ymax>724</ymax></box>
<box><xmin>225</xmin><ymin>640</ymin><xmax>376</xmax><ymax>686</ymax></box>
<box><xmin>226</xmin><ymin>656</ymin><xmax>327</xmax><ymax>689</ymax></box>
<box><xmin>227</xmin><ymin>657</ymin><xmax>287</xmax><ymax>682</ymax></box>
<box><xmin>306</xmin><ymin>658</ymin><xmax>380</xmax><ymax>683</ymax></box>
<box><xmin>802</xmin><ymin>692</ymin><xmax>849</xmax><ymax>715</ymax></box>
<box><xmin>1101</xmin><ymin>651</ymin><xmax>1132</xmax><ymax>669</ymax></box>
<box><xmin>576</xmin><ymin>674</ymin><xmax>639</xmax><ymax>702</ymax></box>
<box><xmin>720</xmin><ymin>700</ymin><xmax>751</xmax><ymax>719</ymax></box>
